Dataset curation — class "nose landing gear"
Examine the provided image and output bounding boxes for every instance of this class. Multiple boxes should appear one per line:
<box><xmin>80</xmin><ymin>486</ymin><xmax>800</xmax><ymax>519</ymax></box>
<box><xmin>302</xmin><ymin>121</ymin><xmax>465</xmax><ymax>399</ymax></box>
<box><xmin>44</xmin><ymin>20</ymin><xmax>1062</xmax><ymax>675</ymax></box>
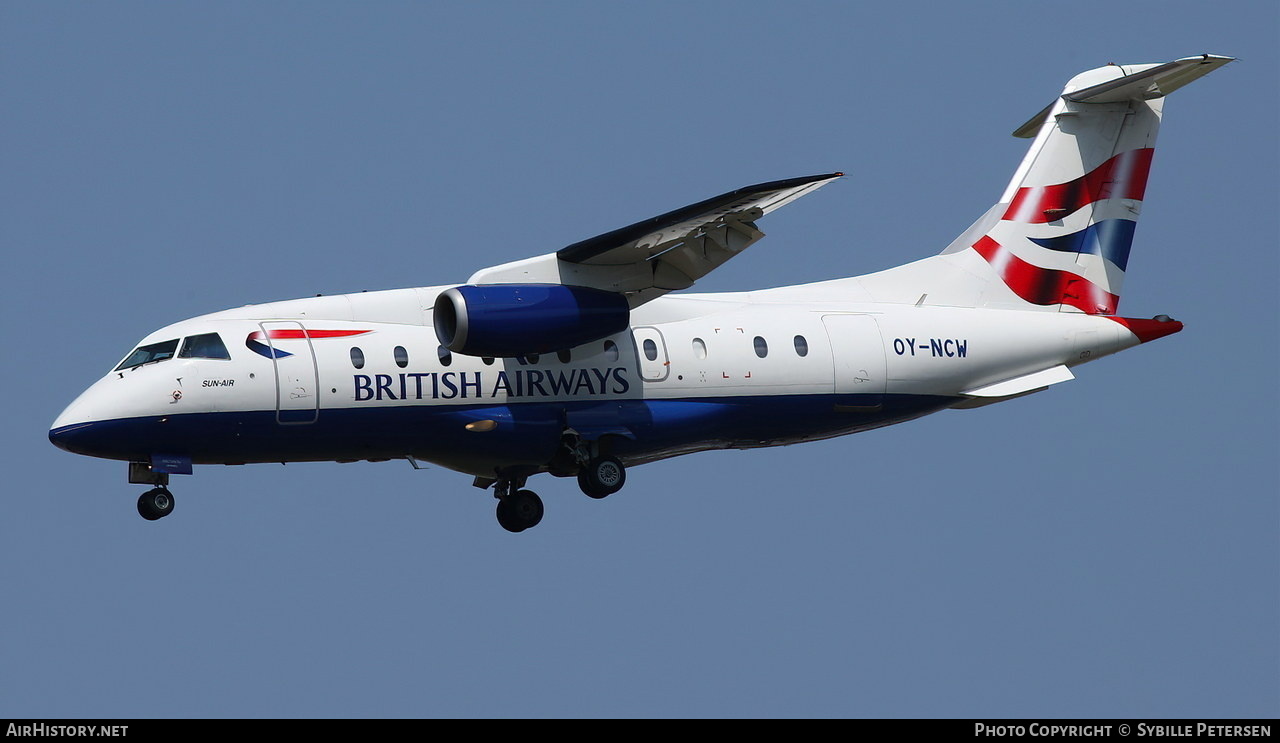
<box><xmin>137</xmin><ymin>487</ymin><xmax>175</xmax><ymax>521</ymax></box>
<box><xmin>129</xmin><ymin>463</ymin><xmax>176</xmax><ymax>521</ymax></box>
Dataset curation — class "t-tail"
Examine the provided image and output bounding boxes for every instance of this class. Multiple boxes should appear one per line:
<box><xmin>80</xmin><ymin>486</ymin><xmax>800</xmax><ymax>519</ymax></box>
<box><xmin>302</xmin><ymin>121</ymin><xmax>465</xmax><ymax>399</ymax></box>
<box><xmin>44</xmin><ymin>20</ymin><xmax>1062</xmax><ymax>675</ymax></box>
<box><xmin>857</xmin><ymin>54</ymin><xmax>1234</xmax><ymax>317</ymax></box>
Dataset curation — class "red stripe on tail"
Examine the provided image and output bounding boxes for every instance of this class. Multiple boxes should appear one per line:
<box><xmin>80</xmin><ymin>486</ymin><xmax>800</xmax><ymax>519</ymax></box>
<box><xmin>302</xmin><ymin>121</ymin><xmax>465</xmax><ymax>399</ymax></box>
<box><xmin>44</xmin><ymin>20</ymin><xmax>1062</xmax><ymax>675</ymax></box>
<box><xmin>972</xmin><ymin>236</ymin><xmax>1118</xmax><ymax>314</ymax></box>
<box><xmin>1003</xmin><ymin>148</ymin><xmax>1154</xmax><ymax>224</ymax></box>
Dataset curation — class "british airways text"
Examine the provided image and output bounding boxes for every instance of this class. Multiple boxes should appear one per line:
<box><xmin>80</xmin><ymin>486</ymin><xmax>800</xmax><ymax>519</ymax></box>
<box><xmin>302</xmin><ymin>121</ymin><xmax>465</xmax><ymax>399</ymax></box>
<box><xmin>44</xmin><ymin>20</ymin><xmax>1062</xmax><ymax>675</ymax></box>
<box><xmin>354</xmin><ymin>367</ymin><xmax>631</xmax><ymax>401</ymax></box>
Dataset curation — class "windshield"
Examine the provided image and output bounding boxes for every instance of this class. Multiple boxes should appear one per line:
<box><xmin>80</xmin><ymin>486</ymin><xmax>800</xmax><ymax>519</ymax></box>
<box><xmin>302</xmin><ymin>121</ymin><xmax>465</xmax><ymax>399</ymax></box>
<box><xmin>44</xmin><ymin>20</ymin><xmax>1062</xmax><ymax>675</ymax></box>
<box><xmin>115</xmin><ymin>339</ymin><xmax>179</xmax><ymax>371</ymax></box>
<box><xmin>178</xmin><ymin>332</ymin><xmax>231</xmax><ymax>360</ymax></box>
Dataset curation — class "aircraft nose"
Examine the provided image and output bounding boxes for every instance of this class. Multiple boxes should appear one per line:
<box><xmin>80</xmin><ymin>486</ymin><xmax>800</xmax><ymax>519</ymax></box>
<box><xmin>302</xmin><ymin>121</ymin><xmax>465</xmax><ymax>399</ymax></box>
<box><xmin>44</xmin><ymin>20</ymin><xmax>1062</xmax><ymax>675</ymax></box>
<box><xmin>49</xmin><ymin>393</ymin><xmax>102</xmax><ymax>455</ymax></box>
<box><xmin>51</xmin><ymin>389</ymin><xmax>89</xmax><ymax>434</ymax></box>
<box><xmin>48</xmin><ymin>385</ymin><xmax>124</xmax><ymax>458</ymax></box>
<box><xmin>49</xmin><ymin>406</ymin><xmax>141</xmax><ymax>460</ymax></box>
<box><xmin>48</xmin><ymin>419</ymin><xmax>98</xmax><ymax>454</ymax></box>
<box><xmin>50</xmin><ymin>379</ymin><xmax>172</xmax><ymax>462</ymax></box>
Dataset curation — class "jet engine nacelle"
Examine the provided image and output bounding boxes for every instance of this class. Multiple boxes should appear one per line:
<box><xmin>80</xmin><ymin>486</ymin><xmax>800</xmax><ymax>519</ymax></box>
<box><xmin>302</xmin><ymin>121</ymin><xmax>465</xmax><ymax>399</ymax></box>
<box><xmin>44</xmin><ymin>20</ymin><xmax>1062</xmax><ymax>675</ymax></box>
<box><xmin>433</xmin><ymin>284</ymin><xmax>631</xmax><ymax>358</ymax></box>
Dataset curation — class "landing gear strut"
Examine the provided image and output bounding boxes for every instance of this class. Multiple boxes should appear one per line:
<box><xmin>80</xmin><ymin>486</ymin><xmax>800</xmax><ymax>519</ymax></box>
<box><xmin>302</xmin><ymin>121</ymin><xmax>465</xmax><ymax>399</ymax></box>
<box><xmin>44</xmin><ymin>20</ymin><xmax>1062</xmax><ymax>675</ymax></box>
<box><xmin>137</xmin><ymin>487</ymin><xmax>175</xmax><ymax>521</ymax></box>
<box><xmin>559</xmin><ymin>431</ymin><xmax>628</xmax><ymax>499</ymax></box>
<box><xmin>493</xmin><ymin>478</ymin><xmax>543</xmax><ymax>533</ymax></box>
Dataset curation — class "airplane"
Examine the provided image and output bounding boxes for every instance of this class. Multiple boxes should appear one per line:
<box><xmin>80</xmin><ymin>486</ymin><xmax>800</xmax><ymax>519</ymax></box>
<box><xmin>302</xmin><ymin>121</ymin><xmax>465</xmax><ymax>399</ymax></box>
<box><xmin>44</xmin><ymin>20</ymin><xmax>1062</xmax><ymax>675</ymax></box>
<box><xmin>50</xmin><ymin>54</ymin><xmax>1233</xmax><ymax>532</ymax></box>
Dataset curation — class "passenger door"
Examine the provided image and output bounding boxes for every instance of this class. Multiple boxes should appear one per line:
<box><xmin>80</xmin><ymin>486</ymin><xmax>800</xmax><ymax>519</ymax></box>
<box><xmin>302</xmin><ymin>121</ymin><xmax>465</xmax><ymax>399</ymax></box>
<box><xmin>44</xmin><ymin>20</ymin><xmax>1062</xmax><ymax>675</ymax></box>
<box><xmin>821</xmin><ymin>314</ymin><xmax>886</xmax><ymax>412</ymax></box>
<box><xmin>259</xmin><ymin>321</ymin><xmax>320</xmax><ymax>424</ymax></box>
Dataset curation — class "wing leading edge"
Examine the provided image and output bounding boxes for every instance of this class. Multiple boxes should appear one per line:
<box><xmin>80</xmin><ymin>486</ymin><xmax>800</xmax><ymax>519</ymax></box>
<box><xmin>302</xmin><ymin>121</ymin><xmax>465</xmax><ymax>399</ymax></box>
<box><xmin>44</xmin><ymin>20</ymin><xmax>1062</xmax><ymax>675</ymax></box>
<box><xmin>467</xmin><ymin>173</ymin><xmax>842</xmax><ymax>307</ymax></box>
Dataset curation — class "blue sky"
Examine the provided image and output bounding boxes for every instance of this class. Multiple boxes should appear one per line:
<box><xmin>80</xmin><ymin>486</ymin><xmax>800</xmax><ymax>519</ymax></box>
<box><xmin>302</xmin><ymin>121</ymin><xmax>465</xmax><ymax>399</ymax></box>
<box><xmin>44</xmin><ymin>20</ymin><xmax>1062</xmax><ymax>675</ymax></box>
<box><xmin>3</xmin><ymin>1</ymin><xmax>1276</xmax><ymax>718</ymax></box>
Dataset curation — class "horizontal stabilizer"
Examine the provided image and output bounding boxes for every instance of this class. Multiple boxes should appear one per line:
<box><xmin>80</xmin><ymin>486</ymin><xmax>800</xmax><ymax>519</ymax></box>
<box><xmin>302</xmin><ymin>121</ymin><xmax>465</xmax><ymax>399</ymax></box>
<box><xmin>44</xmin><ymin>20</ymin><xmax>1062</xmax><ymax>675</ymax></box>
<box><xmin>1064</xmin><ymin>53</ymin><xmax>1235</xmax><ymax>103</ymax></box>
<box><xmin>1013</xmin><ymin>54</ymin><xmax>1234</xmax><ymax>137</ymax></box>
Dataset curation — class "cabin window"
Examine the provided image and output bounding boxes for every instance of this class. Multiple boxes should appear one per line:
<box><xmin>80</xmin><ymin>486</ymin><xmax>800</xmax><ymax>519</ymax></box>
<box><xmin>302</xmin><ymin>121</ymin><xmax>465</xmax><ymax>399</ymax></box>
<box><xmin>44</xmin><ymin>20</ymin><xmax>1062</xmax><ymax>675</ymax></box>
<box><xmin>753</xmin><ymin>336</ymin><xmax>768</xmax><ymax>358</ymax></box>
<box><xmin>557</xmin><ymin>349</ymin><xmax>572</xmax><ymax>364</ymax></box>
<box><xmin>350</xmin><ymin>347</ymin><xmax>365</xmax><ymax>369</ymax></box>
<box><xmin>178</xmin><ymin>333</ymin><xmax>231</xmax><ymax>360</ymax></box>
<box><xmin>115</xmin><ymin>339</ymin><xmax>179</xmax><ymax>371</ymax></box>
<box><xmin>794</xmin><ymin>335</ymin><xmax>809</xmax><ymax>357</ymax></box>
<box><xmin>482</xmin><ymin>356</ymin><xmax>495</xmax><ymax>366</ymax></box>
<box><xmin>525</xmin><ymin>353</ymin><xmax>540</xmax><ymax>365</ymax></box>
<box><xmin>438</xmin><ymin>346</ymin><xmax>453</xmax><ymax>367</ymax></box>
<box><xmin>603</xmin><ymin>340</ymin><xmax>619</xmax><ymax>362</ymax></box>
<box><xmin>643</xmin><ymin>339</ymin><xmax>658</xmax><ymax>361</ymax></box>
<box><xmin>394</xmin><ymin>346</ymin><xmax>409</xmax><ymax>368</ymax></box>
<box><xmin>692</xmin><ymin>337</ymin><xmax>707</xmax><ymax>360</ymax></box>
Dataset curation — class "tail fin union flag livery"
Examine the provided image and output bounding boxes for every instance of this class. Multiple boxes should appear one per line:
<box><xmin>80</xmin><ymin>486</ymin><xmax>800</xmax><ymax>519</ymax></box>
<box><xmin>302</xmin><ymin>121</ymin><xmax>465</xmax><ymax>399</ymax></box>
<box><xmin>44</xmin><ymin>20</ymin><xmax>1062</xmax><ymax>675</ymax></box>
<box><xmin>51</xmin><ymin>54</ymin><xmax>1233</xmax><ymax>532</ymax></box>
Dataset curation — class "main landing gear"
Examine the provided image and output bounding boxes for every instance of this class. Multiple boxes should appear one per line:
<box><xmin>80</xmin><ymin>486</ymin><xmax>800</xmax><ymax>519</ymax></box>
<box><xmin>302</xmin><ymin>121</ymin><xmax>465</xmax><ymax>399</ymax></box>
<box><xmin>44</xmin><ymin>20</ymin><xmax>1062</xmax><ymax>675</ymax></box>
<box><xmin>487</xmin><ymin>448</ymin><xmax>628</xmax><ymax>533</ymax></box>
<box><xmin>577</xmin><ymin>455</ymin><xmax>626</xmax><ymax>499</ymax></box>
<box><xmin>558</xmin><ymin>431</ymin><xmax>627</xmax><ymax>500</ymax></box>
<box><xmin>137</xmin><ymin>487</ymin><xmax>175</xmax><ymax>521</ymax></box>
<box><xmin>493</xmin><ymin>478</ymin><xmax>544</xmax><ymax>533</ymax></box>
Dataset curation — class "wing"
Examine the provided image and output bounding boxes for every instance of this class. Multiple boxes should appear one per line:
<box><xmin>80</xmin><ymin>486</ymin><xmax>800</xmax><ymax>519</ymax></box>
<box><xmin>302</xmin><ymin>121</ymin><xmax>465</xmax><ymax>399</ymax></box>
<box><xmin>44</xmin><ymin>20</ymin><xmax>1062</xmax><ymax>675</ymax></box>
<box><xmin>467</xmin><ymin>173</ymin><xmax>842</xmax><ymax>307</ymax></box>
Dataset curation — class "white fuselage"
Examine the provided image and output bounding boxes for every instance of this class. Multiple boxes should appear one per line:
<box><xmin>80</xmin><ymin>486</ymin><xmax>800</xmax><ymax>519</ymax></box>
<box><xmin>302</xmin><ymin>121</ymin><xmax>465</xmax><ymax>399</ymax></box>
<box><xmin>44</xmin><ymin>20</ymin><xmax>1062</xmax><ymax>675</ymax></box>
<box><xmin>49</xmin><ymin>280</ymin><xmax>1138</xmax><ymax>478</ymax></box>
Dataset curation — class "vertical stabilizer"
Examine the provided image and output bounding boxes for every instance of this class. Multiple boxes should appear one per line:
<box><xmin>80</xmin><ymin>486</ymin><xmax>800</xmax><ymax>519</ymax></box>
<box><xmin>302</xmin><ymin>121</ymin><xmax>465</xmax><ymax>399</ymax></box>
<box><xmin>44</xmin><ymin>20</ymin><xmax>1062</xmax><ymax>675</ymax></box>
<box><xmin>858</xmin><ymin>54</ymin><xmax>1233</xmax><ymax>313</ymax></box>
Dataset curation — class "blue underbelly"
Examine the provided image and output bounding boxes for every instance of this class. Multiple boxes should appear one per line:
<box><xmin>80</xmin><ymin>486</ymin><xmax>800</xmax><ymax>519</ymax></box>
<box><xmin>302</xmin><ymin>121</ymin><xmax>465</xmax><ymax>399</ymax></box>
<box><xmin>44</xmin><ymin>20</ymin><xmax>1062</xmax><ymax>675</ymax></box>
<box><xmin>49</xmin><ymin>394</ymin><xmax>956</xmax><ymax>475</ymax></box>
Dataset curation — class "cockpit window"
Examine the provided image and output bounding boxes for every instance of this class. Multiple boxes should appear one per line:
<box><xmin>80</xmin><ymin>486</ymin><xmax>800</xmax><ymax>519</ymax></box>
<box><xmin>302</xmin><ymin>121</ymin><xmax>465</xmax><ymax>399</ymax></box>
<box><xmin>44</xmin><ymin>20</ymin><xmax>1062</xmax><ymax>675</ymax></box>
<box><xmin>179</xmin><ymin>333</ymin><xmax>231</xmax><ymax>360</ymax></box>
<box><xmin>115</xmin><ymin>339</ymin><xmax>179</xmax><ymax>371</ymax></box>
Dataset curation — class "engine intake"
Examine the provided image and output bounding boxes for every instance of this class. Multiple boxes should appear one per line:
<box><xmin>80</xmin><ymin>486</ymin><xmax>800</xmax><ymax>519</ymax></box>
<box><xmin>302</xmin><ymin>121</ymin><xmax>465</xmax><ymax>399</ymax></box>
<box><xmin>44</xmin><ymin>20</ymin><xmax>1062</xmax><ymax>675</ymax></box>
<box><xmin>433</xmin><ymin>284</ymin><xmax>630</xmax><ymax>358</ymax></box>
